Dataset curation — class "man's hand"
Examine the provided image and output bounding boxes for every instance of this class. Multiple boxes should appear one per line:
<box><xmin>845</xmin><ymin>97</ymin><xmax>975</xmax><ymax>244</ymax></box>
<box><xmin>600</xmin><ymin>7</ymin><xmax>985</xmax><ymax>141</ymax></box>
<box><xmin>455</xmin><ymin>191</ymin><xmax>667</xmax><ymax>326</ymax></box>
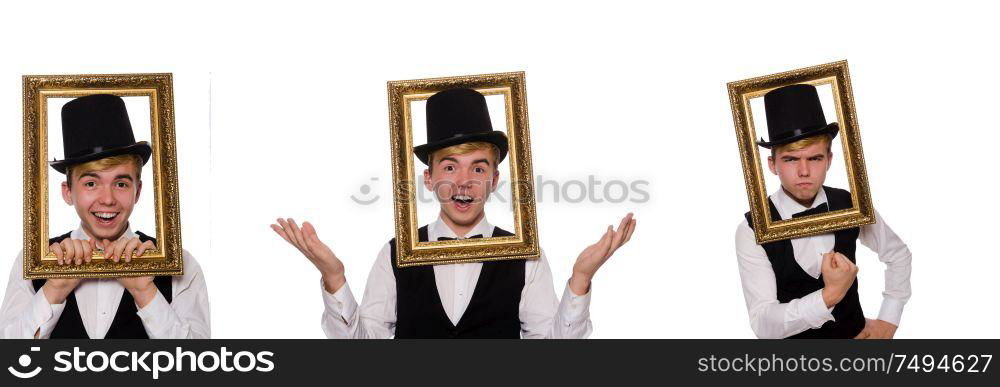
<box><xmin>99</xmin><ymin>237</ymin><xmax>156</xmax><ymax>263</ymax></box>
<box><xmin>43</xmin><ymin>238</ymin><xmax>97</xmax><ymax>304</ymax></box>
<box><xmin>118</xmin><ymin>275</ymin><xmax>158</xmax><ymax>308</ymax></box>
<box><xmin>271</xmin><ymin>218</ymin><xmax>346</xmax><ymax>293</ymax></box>
<box><xmin>569</xmin><ymin>213</ymin><xmax>637</xmax><ymax>295</ymax></box>
<box><xmin>854</xmin><ymin>318</ymin><xmax>898</xmax><ymax>339</ymax></box>
<box><xmin>820</xmin><ymin>252</ymin><xmax>859</xmax><ymax>308</ymax></box>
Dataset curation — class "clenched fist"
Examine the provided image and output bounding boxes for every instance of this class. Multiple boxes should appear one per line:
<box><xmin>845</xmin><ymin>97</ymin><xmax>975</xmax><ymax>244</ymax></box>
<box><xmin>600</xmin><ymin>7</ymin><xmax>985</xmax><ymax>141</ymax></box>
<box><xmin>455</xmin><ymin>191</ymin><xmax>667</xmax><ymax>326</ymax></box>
<box><xmin>820</xmin><ymin>251</ymin><xmax>858</xmax><ymax>308</ymax></box>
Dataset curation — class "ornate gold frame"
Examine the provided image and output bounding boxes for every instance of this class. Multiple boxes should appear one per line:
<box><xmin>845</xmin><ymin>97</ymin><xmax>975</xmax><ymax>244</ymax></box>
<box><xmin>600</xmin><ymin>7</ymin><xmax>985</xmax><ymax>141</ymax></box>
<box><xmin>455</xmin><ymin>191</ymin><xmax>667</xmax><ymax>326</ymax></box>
<box><xmin>727</xmin><ymin>61</ymin><xmax>875</xmax><ymax>244</ymax></box>
<box><xmin>387</xmin><ymin>71</ymin><xmax>540</xmax><ymax>267</ymax></box>
<box><xmin>22</xmin><ymin>73</ymin><xmax>184</xmax><ymax>279</ymax></box>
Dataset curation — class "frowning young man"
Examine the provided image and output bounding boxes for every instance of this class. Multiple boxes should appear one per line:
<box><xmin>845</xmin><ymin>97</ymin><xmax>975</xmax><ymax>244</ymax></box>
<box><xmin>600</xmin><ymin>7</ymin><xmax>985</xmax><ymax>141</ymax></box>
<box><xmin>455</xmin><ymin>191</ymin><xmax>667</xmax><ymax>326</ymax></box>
<box><xmin>0</xmin><ymin>94</ymin><xmax>210</xmax><ymax>339</ymax></box>
<box><xmin>273</xmin><ymin>88</ymin><xmax>636</xmax><ymax>338</ymax></box>
<box><xmin>735</xmin><ymin>84</ymin><xmax>912</xmax><ymax>339</ymax></box>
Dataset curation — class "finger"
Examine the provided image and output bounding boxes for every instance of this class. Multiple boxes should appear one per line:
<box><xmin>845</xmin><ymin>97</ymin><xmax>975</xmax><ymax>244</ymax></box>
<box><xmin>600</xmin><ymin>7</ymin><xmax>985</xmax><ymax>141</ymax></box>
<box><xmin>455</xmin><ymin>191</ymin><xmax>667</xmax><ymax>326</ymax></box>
<box><xmin>595</xmin><ymin>226</ymin><xmax>614</xmax><ymax>258</ymax></box>
<box><xmin>271</xmin><ymin>224</ymin><xmax>293</xmax><ymax>244</ymax></box>
<box><xmin>302</xmin><ymin>222</ymin><xmax>325</xmax><ymax>251</ymax></box>
<box><xmin>61</xmin><ymin>240</ymin><xmax>76</xmax><ymax>265</ymax></box>
<box><xmin>82</xmin><ymin>240</ymin><xmax>93</xmax><ymax>264</ymax></box>
<box><xmin>50</xmin><ymin>243</ymin><xmax>64</xmax><ymax>264</ymax></box>
<box><xmin>622</xmin><ymin>218</ymin><xmax>637</xmax><ymax>244</ymax></box>
<box><xmin>114</xmin><ymin>239</ymin><xmax>129</xmax><ymax>262</ymax></box>
<box><xmin>136</xmin><ymin>240</ymin><xmax>154</xmax><ymax>257</ymax></box>
<box><xmin>72</xmin><ymin>240</ymin><xmax>86</xmax><ymax>265</ymax></box>
<box><xmin>123</xmin><ymin>238</ymin><xmax>141</xmax><ymax>263</ymax></box>
<box><xmin>288</xmin><ymin>219</ymin><xmax>309</xmax><ymax>253</ymax></box>
<box><xmin>821</xmin><ymin>252</ymin><xmax>834</xmax><ymax>270</ymax></box>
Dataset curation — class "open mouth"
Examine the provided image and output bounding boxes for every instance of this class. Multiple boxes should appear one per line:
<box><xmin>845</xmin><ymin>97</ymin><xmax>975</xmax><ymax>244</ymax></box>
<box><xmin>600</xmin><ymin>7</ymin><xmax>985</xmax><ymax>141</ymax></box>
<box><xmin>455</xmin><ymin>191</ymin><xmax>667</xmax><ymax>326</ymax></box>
<box><xmin>92</xmin><ymin>211</ymin><xmax>119</xmax><ymax>225</ymax></box>
<box><xmin>451</xmin><ymin>195</ymin><xmax>474</xmax><ymax>211</ymax></box>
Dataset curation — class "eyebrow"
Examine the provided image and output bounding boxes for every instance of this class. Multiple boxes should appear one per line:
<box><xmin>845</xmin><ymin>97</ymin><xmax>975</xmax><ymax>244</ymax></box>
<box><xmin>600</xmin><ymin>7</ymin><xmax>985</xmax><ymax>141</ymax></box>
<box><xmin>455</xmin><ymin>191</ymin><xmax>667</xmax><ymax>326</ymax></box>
<box><xmin>115</xmin><ymin>174</ymin><xmax>135</xmax><ymax>181</ymax></box>
<box><xmin>438</xmin><ymin>157</ymin><xmax>492</xmax><ymax>166</ymax></box>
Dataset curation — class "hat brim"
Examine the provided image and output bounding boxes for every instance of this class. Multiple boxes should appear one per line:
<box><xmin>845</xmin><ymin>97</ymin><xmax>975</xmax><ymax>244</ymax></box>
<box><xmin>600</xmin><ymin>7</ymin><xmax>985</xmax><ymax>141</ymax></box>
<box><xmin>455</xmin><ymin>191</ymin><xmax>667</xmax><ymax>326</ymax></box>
<box><xmin>413</xmin><ymin>131</ymin><xmax>509</xmax><ymax>166</ymax></box>
<box><xmin>49</xmin><ymin>141</ymin><xmax>152</xmax><ymax>174</ymax></box>
<box><xmin>756</xmin><ymin>123</ymin><xmax>840</xmax><ymax>149</ymax></box>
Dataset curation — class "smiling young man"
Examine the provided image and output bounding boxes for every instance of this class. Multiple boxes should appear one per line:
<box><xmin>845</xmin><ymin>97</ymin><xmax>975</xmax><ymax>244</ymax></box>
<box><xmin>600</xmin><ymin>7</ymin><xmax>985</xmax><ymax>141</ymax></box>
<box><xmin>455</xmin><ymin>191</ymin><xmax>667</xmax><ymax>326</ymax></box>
<box><xmin>734</xmin><ymin>84</ymin><xmax>912</xmax><ymax>339</ymax></box>
<box><xmin>0</xmin><ymin>94</ymin><xmax>210</xmax><ymax>339</ymax></box>
<box><xmin>273</xmin><ymin>88</ymin><xmax>636</xmax><ymax>338</ymax></box>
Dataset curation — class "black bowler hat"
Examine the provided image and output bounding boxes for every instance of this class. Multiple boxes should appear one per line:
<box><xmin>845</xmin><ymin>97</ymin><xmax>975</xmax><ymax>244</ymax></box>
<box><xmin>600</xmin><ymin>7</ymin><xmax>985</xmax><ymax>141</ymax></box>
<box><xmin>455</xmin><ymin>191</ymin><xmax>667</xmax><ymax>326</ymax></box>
<box><xmin>756</xmin><ymin>84</ymin><xmax>840</xmax><ymax>149</ymax></box>
<box><xmin>412</xmin><ymin>88</ymin><xmax>509</xmax><ymax>165</ymax></box>
<box><xmin>49</xmin><ymin>94</ymin><xmax>152</xmax><ymax>174</ymax></box>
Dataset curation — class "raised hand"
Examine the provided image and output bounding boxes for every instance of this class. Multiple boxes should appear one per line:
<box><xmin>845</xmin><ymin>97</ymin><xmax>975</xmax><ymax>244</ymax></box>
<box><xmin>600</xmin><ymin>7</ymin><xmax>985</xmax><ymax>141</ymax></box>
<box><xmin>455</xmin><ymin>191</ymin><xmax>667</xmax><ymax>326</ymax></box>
<box><xmin>820</xmin><ymin>252</ymin><xmax>859</xmax><ymax>308</ymax></box>
<box><xmin>569</xmin><ymin>213</ymin><xmax>637</xmax><ymax>295</ymax></box>
<box><xmin>271</xmin><ymin>218</ymin><xmax>346</xmax><ymax>293</ymax></box>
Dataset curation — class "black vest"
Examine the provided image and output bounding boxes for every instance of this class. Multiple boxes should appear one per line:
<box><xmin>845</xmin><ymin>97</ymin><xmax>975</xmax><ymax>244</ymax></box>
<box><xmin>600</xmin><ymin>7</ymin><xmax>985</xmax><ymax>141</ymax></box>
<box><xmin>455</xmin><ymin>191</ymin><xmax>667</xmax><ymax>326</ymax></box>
<box><xmin>33</xmin><ymin>231</ymin><xmax>172</xmax><ymax>339</ymax></box>
<box><xmin>390</xmin><ymin>226</ymin><xmax>525</xmax><ymax>339</ymax></box>
<box><xmin>744</xmin><ymin>187</ymin><xmax>865</xmax><ymax>339</ymax></box>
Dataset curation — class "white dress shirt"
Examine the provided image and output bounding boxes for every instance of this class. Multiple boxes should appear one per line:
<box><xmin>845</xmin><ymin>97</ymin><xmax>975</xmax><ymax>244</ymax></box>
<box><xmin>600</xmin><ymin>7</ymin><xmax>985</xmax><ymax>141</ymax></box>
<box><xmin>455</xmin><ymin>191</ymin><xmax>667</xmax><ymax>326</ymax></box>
<box><xmin>735</xmin><ymin>187</ymin><xmax>912</xmax><ymax>339</ymax></box>
<box><xmin>0</xmin><ymin>226</ymin><xmax>211</xmax><ymax>339</ymax></box>
<box><xmin>321</xmin><ymin>216</ymin><xmax>593</xmax><ymax>339</ymax></box>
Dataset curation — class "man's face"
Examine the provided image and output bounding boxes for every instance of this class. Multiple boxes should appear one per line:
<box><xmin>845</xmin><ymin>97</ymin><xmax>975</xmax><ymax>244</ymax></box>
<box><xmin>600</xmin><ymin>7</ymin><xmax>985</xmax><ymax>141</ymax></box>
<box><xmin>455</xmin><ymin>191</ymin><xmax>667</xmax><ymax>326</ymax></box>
<box><xmin>423</xmin><ymin>148</ymin><xmax>499</xmax><ymax>229</ymax></box>
<box><xmin>61</xmin><ymin>162</ymin><xmax>142</xmax><ymax>241</ymax></box>
<box><xmin>767</xmin><ymin>139</ymin><xmax>832</xmax><ymax>206</ymax></box>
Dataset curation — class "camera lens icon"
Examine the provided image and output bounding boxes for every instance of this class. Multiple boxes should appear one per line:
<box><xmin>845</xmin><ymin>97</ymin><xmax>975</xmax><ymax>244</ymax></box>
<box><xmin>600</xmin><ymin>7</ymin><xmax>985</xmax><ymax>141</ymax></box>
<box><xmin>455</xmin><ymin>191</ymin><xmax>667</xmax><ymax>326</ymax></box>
<box><xmin>8</xmin><ymin>347</ymin><xmax>42</xmax><ymax>379</ymax></box>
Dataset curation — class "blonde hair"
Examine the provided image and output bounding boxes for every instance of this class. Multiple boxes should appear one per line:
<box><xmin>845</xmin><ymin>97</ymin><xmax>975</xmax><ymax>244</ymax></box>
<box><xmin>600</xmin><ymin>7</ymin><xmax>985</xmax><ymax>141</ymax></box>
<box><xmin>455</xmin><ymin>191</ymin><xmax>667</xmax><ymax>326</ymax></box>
<box><xmin>66</xmin><ymin>154</ymin><xmax>143</xmax><ymax>187</ymax></box>
<box><xmin>429</xmin><ymin>142</ymin><xmax>500</xmax><ymax>170</ymax></box>
<box><xmin>772</xmin><ymin>134</ymin><xmax>833</xmax><ymax>158</ymax></box>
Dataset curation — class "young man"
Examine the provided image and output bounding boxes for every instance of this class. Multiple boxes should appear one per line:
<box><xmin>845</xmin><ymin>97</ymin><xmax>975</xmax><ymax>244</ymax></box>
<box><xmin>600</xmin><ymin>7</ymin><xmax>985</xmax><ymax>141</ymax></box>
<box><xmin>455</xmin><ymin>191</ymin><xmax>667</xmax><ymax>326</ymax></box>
<box><xmin>735</xmin><ymin>84</ymin><xmax>912</xmax><ymax>339</ymax></box>
<box><xmin>0</xmin><ymin>94</ymin><xmax>210</xmax><ymax>339</ymax></box>
<box><xmin>273</xmin><ymin>88</ymin><xmax>636</xmax><ymax>338</ymax></box>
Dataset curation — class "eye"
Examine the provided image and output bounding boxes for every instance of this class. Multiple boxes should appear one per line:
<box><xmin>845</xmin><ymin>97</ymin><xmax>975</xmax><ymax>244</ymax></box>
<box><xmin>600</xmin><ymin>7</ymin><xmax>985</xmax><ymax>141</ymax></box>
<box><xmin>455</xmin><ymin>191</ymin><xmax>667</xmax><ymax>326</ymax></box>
<box><xmin>116</xmin><ymin>181</ymin><xmax>129</xmax><ymax>188</ymax></box>
<box><xmin>84</xmin><ymin>181</ymin><xmax>96</xmax><ymax>188</ymax></box>
<box><xmin>444</xmin><ymin>165</ymin><xmax>454</xmax><ymax>172</ymax></box>
<box><xmin>474</xmin><ymin>167</ymin><xmax>485</xmax><ymax>173</ymax></box>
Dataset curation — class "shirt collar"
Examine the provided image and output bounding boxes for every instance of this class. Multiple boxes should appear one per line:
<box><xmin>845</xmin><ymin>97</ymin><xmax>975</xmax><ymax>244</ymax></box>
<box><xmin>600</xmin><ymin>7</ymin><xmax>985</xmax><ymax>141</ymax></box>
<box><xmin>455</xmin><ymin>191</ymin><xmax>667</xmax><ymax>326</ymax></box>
<box><xmin>430</xmin><ymin>215</ymin><xmax>494</xmax><ymax>241</ymax></box>
<box><xmin>772</xmin><ymin>186</ymin><xmax>829</xmax><ymax>220</ymax></box>
<box><xmin>70</xmin><ymin>224</ymin><xmax>136</xmax><ymax>242</ymax></box>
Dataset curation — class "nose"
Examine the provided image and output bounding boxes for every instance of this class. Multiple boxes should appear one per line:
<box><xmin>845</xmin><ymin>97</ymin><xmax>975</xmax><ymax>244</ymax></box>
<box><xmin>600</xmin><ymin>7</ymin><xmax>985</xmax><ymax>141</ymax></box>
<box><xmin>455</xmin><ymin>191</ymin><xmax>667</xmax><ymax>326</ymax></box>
<box><xmin>98</xmin><ymin>185</ymin><xmax>116</xmax><ymax>205</ymax></box>
<box><xmin>797</xmin><ymin>159</ymin><xmax>810</xmax><ymax>177</ymax></box>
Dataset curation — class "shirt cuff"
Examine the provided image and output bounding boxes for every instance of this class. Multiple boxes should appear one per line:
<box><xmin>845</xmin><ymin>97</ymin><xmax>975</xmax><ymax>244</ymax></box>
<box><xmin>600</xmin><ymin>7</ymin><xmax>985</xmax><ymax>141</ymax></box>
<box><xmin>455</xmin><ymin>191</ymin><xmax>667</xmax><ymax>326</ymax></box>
<box><xmin>557</xmin><ymin>281</ymin><xmax>592</xmax><ymax>327</ymax></box>
<box><xmin>135</xmin><ymin>290</ymin><xmax>180</xmax><ymax>338</ymax></box>
<box><xmin>801</xmin><ymin>289</ymin><xmax>835</xmax><ymax>328</ymax></box>
<box><xmin>32</xmin><ymin>289</ymin><xmax>65</xmax><ymax>339</ymax></box>
<box><xmin>322</xmin><ymin>280</ymin><xmax>357</xmax><ymax>325</ymax></box>
<box><xmin>877</xmin><ymin>297</ymin><xmax>906</xmax><ymax>327</ymax></box>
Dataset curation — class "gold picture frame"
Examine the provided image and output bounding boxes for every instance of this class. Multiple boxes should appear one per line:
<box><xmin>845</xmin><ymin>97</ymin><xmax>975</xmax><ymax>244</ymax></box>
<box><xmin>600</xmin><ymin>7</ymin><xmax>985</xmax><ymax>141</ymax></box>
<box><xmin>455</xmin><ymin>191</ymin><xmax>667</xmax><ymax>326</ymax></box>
<box><xmin>727</xmin><ymin>61</ymin><xmax>875</xmax><ymax>244</ymax></box>
<box><xmin>22</xmin><ymin>73</ymin><xmax>184</xmax><ymax>279</ymax></box>
<box><xmin>387</xmin><ymin>71</ymin><xmax>540</xmax><ymax>267</ymax></box>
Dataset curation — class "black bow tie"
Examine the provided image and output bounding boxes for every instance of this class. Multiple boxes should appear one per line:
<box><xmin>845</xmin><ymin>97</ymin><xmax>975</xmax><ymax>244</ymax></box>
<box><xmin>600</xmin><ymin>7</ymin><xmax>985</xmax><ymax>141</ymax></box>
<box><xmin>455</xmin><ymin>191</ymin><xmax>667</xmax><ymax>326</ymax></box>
<box><xmin>438</xmin><ymin>234</ymin><xmax>484</xmax><ymax>241</ymax></box>
<box><xmin>792</xmin><ymin>202</ymin><xmax>830</xmax><ymax>218</ymax></box>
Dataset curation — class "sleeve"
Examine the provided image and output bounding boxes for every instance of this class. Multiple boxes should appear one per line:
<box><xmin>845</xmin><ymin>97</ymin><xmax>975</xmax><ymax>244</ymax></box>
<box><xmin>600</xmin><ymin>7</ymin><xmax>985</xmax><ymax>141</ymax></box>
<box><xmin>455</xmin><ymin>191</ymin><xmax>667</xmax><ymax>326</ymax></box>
<box><xmin>320</xmin><ymin>242</ymin><xmax>396</xmax><ymax>339</ymax></box>
<box><xmin>735</xmin><ymin>221</ymin><xmax>834</xmax><ymax>339</ymax></box>
<box><xmin>136</xmin><ymin>250</ymin><xmax>211</xmax><ymax>339</ymax></box>
<box><xmin>0</xmin><ymin>251</ymin><xmax>68</xmax><ymax>339</ymax></box>
<box><xmin>519</xmin><ymin>249</ymin><xmax>593</xmax><ymax>339</ymax></box>
<box><xmin>858</xmin><ymin>210</ymin><xmax>913</xmax><ymax>326</ymax></box>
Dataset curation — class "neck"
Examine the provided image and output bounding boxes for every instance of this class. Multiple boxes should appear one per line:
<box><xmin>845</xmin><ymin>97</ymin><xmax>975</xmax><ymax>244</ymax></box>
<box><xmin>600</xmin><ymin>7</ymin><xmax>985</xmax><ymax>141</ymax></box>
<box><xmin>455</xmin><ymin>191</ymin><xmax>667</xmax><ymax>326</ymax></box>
<box><xmin>781</xmin><ymin>186</ymin><xmax>818</xmax><ymax>208</ymax></box>
<box><xmin>438</xmin><ymin>211</ymin><xmax>484</xmax><ymax>238</ymax></box>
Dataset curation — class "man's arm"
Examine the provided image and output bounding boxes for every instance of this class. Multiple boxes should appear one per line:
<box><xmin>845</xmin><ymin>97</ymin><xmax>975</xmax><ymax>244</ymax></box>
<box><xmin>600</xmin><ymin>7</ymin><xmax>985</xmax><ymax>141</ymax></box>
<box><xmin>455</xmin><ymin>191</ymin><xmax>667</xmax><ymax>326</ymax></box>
<box><xmin>135</xmin><ymin>250</ymin><xmax>211</xmax><ymax>339</ymax></box>
<box><xmin>735</xmin><ymin>221</ymin><xmax>836</xmax><ymax>339</ymax></box>
<box><xmin>0</xmin><ymin>252</ymin><xmax>67</xmax><ymax>339</ymax></box>
<box><xmin>519</xmin><ymin>249</ymin><xmax>593</xmax><ymax>339</ymax></box>
<box><xmin>857</xmin><ymin>210</ymin><xmax>912</xmax><ymax>337</ymax></box>
<box><xmin>320</xmin><ymin>242</ymin><xmax>396</xmax><ymax>339</ymax></box>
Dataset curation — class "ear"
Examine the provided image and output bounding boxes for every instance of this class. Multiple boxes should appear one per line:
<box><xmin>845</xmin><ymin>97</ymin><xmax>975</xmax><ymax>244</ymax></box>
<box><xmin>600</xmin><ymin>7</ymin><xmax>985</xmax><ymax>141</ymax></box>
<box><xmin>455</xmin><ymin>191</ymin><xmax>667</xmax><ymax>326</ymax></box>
<box><xmin>826</xmin><ymin>150</ymin><xmax>834</xmax><ymax>171</ymax></box>
<box><xmin>134</xmin><ymin>180</ymin><xmax>143</xmax><ymax>203</ymax></box>
<box><xmin>61</xmin><ymin>181</ymin><xmax>73</xmax><ymax>205</ymax></box>
<box><xmin>422</xmin><ymin>168</ymin><xmax>433</xmax><ymax>191</ymax></box>
<box><xmin>490</xmin><ymin>167</ymin><xmax>500</xmax><ymax>192</ymax></box>
<box><xmin>767</xmin><ymin>156</ymin><xmax>778</xmax><ymax>175</ymax></box>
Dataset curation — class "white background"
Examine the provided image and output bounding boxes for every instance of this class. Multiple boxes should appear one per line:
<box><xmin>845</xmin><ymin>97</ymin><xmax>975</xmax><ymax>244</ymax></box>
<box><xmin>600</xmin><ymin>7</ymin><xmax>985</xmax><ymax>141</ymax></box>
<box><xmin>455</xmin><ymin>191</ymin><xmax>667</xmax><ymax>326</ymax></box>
<box><xmin>0</xmin><ymin>1</ymin><xmax>997</xmax><ymax>339</ymax></box>
<box><xmin>47</xmin><ymin>96</ymin><xmax>157</xmax><ymax>238</ymax></box>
